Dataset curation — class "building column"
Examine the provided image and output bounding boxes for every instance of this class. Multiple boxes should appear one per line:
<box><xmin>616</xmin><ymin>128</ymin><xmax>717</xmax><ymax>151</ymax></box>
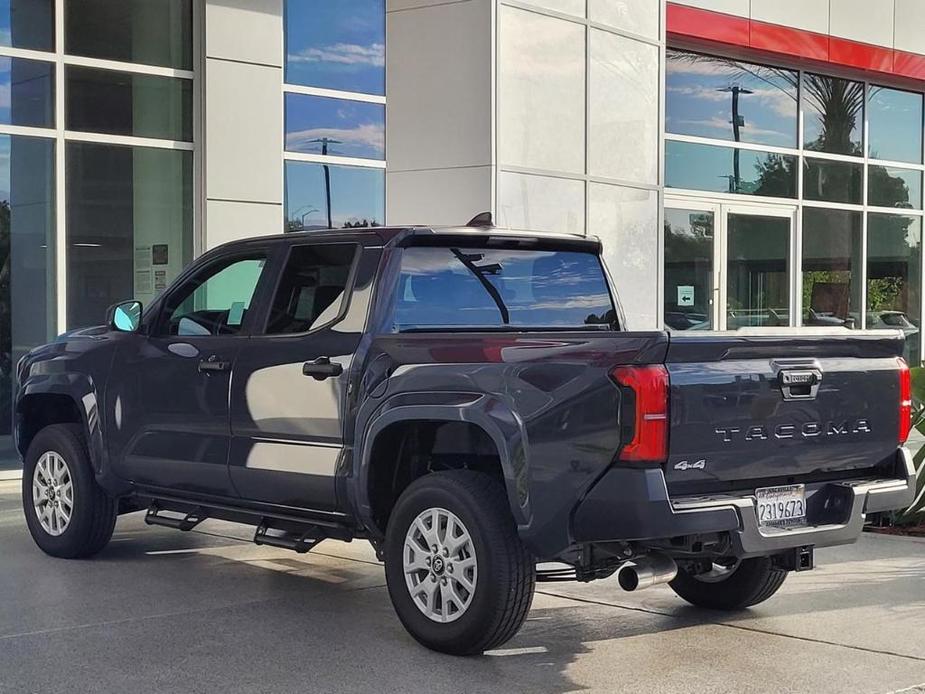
<box><xmin>203</xmin><ymin>0</ymin><xmax>284</xmax><ymax>248</ymax></box>
<box><xmin>386</xmin><ymin>0</ymin><xmax>495</xmax><ymax>227</ymax></box>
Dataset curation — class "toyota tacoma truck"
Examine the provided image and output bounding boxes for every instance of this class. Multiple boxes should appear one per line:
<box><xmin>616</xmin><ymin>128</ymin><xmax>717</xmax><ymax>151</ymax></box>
<box><xmin>17</xmin><ymin>223</ymin><xmax>916</xmax><ymax>655</ymax></box>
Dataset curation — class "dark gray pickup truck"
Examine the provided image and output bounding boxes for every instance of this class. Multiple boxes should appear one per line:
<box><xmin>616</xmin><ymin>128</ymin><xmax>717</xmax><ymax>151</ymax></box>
<box><xmin>16</xmin><ymin>225</ymin><xmax>915</xmax><ymax>655</ymax></box>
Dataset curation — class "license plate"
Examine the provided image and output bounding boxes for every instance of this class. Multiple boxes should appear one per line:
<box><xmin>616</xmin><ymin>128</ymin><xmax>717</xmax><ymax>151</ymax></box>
<box><xmin>755</xmin><ymin>484</ymin><xmax>806</xmax><ymax>527</ymax></box>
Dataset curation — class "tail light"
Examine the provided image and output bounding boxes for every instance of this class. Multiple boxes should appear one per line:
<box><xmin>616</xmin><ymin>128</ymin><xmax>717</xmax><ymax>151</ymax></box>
<box><xmin>898</xmin><ymin>357</ymin><xmax>912</xmax><ymax>445</ymax></box>
<box><xmin>612</xmin><ymin>365</ymin><xmax>669</xmax><ymax>463</ymax></box>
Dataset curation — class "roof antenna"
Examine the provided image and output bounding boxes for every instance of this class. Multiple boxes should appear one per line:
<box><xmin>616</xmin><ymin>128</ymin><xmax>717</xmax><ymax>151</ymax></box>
<box><xmin>466</xmin><ymin>211</ymin><xmax>493</xmax><ymax>228</ymax></box>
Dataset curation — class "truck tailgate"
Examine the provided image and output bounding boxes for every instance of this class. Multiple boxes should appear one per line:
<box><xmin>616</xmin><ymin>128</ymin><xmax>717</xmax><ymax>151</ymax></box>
<box><xmin>664</xmin><ymin>330</ymin><xmax>906</xmax><ymax>494</ymax></box>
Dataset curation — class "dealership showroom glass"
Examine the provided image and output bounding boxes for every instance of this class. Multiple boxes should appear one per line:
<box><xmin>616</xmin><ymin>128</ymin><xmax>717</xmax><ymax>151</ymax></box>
<box><xmin>1</xmin><ymin>0</ymin><xmax>925</xmax><ymax>473</ymax></box>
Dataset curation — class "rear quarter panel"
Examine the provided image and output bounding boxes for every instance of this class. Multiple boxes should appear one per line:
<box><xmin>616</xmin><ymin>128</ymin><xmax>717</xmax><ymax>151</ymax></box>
<box><xmin>355</xmin><ymin>331</ymin><xmax>668</xmax><ymax>558</ymax></box>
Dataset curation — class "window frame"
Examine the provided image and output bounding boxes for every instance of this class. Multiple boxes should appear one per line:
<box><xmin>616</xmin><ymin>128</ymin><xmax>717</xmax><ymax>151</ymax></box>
<box><xmin>254</xmin><ymin>240</ymin><xmax>362</xmax><ymax>338</ymax></box>
<box><xmin>150</xmin><ymin>247</ymin><xmax>276</xmax><ymax>339</ymax></box>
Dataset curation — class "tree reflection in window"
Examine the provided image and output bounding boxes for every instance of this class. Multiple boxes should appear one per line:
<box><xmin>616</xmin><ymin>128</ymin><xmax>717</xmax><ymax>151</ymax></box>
<box><xmin>803</xmin><ymin>74</ymin><xmax>864</xmax><ymax>156</ymax></box>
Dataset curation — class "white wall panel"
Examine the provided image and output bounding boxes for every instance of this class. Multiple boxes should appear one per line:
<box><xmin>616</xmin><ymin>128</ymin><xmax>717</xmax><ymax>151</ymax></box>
<box><xmin>387</xmin><ymin>166</ymin><xmax>493</xmax><ymax>227</ymax></box>
<box><xmin>669</xmin><ymin>0</ymin><xmax>748</xmax><ymax>17</ymax></box>
<box><xmin>830</xmin><ymin>0</ymin><xmax>894</xmax><ymax>48</ymax></box>
<box><xmin>499</xmin><ymin>6</ymin><xmax>585</xmax><ymax>174</ymax></box>
<box><xmin>894</xmin><ymin>0</ymin><xmax>925</xmax><ymax>55</ymax></box>
<box><xmin>751</xmin><ymin>0</ymin><xmax>829</xmax><ymax>34</ymax></box>
<box><xmin>206</xmin><ymin>0</ymin><xmax>283</xmax><ymax>66</ymax></box>
<box><xmin>589</xmin><ymin>29</ymin><xmax>659</xmax><ymax>185</ymax></box>
<box><xmin>590</xmin><ymin>184</ymin><xmax>659</xmax><ymax>330</ymax></box>
<box><xmin>205</xmin><ymin>58</ymin><xmax>283</xmax><ymax>205</ymax></box>
<box><xmin>387</xmin><ymin>0</ymin><xmax>471</xmax><ymax>11</ymax></box>
<box><xmin>386</xmin><ymin>0</ymin><xmax>492</xmax><ymax>172</ymax></box>
<box><xmin>206</xmin><ymin>200</ymin><xmax>282</xmax><ymax>248</ymax></box>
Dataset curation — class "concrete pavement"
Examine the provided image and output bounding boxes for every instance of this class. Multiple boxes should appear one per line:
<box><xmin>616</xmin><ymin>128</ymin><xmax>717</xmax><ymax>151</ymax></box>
<box><xmin>1</xmin><ymin>479</ymin><xmax>923</xmax><ymax>694</ymax></box>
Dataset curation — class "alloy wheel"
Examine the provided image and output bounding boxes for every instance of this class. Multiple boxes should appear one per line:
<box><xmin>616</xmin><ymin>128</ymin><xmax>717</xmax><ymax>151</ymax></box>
<box><xmin>32</xmin><ymin>451</ymin><xmax>74</xmax><ymax>537</ymax></box>
<box><xmin>403</xmin><ymin>507</ymin><xmax>478</xmax><ymax>623</ymax></box>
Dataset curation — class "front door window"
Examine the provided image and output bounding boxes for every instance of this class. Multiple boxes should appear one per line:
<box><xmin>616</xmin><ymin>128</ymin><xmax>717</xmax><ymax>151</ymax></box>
<box><xmin>160</xmin><ymin>255</ymin><xmax>267</xmax><ymax>337</ymax></box>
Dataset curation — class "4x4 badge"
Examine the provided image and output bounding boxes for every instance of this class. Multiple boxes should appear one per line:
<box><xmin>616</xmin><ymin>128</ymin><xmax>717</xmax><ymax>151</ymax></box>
<box><xmin>674</xmin><ymin>459</ymin><xmax>706</xmax><ymax>471</ymax></box>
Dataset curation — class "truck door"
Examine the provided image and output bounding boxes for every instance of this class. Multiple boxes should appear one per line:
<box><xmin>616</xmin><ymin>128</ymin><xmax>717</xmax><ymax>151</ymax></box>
<box><xmin>107</xmin><ymin>248</ymin><xmax>275</xmax><ymax>496</ymax></box>
<box><xmin>228</xmin><ymin>241</ymin><xmax>372</xmax><ymax>512</ymax></box>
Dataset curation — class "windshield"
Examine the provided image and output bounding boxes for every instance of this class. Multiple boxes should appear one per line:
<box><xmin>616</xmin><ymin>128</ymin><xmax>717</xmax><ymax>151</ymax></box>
<box><xmin>392</xmin><ymin>246</ymin><xmax>617</xmax><ymax>332</ymax></box>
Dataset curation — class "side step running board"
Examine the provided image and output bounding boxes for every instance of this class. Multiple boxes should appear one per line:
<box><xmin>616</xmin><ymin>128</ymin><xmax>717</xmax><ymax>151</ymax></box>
<box><xmin>254</xmin><ymin>521</ymin><xmax>323</xmax><ymax>554</ymax></box>
<box><xmin>145</xmin><ymin>503</ymin><xmax>207</xmax><ymax>531</ymax></box>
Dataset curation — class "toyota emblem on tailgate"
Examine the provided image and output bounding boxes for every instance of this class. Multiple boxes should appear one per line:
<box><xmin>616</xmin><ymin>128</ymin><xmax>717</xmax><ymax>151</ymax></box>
<box><xmin>779</xmin><ymin>368</ymin><xmax>822</xmax><ymax>401</ymax></box>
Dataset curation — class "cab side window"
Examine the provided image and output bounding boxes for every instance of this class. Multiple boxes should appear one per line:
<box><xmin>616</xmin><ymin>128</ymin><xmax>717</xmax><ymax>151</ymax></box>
<box><xmin>265</xmin><ymin>244</ymin><xmax>357</xmax><ymax>334</ymax></box>
<box><xmin>160</xmin><ymin>254</ymin><xmax>268</xmax><ymax>336</ymax></box>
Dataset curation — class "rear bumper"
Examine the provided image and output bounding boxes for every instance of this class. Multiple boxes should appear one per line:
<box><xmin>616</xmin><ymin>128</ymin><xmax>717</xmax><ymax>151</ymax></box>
<box><xmin>571</xmin><ymin>447</ymin><xmax>916</xmax><ymax>557</ymax></box>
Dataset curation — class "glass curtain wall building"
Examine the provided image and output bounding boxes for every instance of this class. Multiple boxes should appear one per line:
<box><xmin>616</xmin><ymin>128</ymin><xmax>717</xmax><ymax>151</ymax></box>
<box><xmin>283</xmin><ymin>0</ymin><xmax>385</xmax><ymax>232</ymax></box>
<box><xmin>0</xmin><ymin>0</ymin><xmax>194</xmax><ymax>471</ymax></box>
<box><xmin>664</xmin><ymin>48</ymin><xmax>924</xmax><ymax>361</ymax></box>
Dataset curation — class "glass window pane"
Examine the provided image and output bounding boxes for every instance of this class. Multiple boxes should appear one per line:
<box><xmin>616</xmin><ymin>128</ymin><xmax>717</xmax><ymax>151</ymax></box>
<box><xmin>66</xmin><ymin>142</ymin><xmax>193</xmax><ymax>329</ymax></box>
<box><xmin>167</xmin><ymin>257</ymin><xmax>266</xmax><ymax>337</ymax></box>
<box><xmin>666</xmin><ymin>49</ymin><xmax>798</xmax><ymax>148</ymax></box>
<box><xmin>0</xmin><ymin>57</ymin><xmax>53</xmax><ymax>128</ymax></box>
<box><xmin>868</xmin><ymin>165</ymin><xmax>923</xmax><ymax>209</ymax></box>
<box><xmin>66</xmin><ymin>66</ymin><xmax>192</xmax><ymax>141</ymax></box>
<box><xmin>664</xmin><ymin>208</ymin><xmax>714</xmax><ymax>331</ymax></box>
<box><xmin>803</xmin><ymin>73</ymin><xmax>864</xmax><ymax>156</ymax></box>
<box><xmin>0</xmin><ymin>135</ymin><xmax>55</xmax><ymax>451</ymax></box>
<box><xmin>589</xmin><ymin>0</ymin><xmax>659</xmax><ymax>40</ymax></box>
<box><xmin>590</xmin><ymin>30</ymin><xmax>658</xmax><ymax>184</ymax></box>
<box><xmin>65</xmin><ymin>0</ymin><xmax>192</xmax><ymax>70</ymax></box>
<box><xmin>801</xmin><ymin>208</ymin><xmax>862</xmax><ymax>329</ymax></box>
<box><xmin>726</xmin><ymin>214</ymin><xmax>791</xmax><ymax>329</ymax></box>
<box><xmin>0</xmin><ymin>0</ymin><xmax>54</xmax><ymax>51</ymax></box>
<box><xmin>500</xmin><ymin>6</ymin><xmax>585</xmax><ymax>174</ymax></box>
<box><xmin>266</xmin><ymin>244</ymin><xmax>357</xmax><ymax>334</ymax></box>
<box><xmin>515</xmin><ymin>0</ymin><xmax>585</xmax><ymax>16</ymax></box>
<box><xmin>498</xmin><ymin>171</ymin><xmax>585</xmax><ymax>234</ymax></box>
<box><xmin>590</xmin><ymin>184</ymin><xmax>658</xmax><ymax>329</ymax></box>
<box><xmin>867</xmin><ymin>213</ymin><xmax>921</xmax><ymax>362</ymax></box>
<box><xmin>285</xmin><ymin>0</ymin><xmax>384</xmax><ymax>95</ymax></box>
<box><xmin>285</xmin><ymin>93</ymin><xmax>384</xmax><ymax>160</ymax></box>
<box><xmin>392</xmin><ymin>247</ymin><xmax>615</xmax><ymax>332</ymax></box>
<box><xmin>868</xmin><ymin>86</ymin><xmax>923</xmax><ymax>164</ymax></box>
<box><xmin>285</xmin><ymin>161</ymin><xmax>384</xmax><ymax>231</ymax></box>
<box><xmin>666</xmin><ymin>141</ymin><xmax>797</xmax><ymax>198</ymax></box>
<box><xmin>803</xmin><ymin>158</ymin><xmax>863</xmax><ymax>204</ymax></box>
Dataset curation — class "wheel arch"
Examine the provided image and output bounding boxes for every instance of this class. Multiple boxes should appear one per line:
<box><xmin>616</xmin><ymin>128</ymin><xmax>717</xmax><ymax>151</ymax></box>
<box><xmin>16</xmin><ymin>375</ymin><xmax>105</xmax><ymax>476</ymax></box>
<box><xmin>354</xmin><ymin>393</ymin><xmax>531</xmax><ymax>538</ymax></box>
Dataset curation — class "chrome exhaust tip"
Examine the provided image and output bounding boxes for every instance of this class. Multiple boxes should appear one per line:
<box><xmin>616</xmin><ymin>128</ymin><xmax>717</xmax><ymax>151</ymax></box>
<box><xmin>617</xmin><ymin>554</ymin><xmax>678</xmax><ymax>592</ymax></box>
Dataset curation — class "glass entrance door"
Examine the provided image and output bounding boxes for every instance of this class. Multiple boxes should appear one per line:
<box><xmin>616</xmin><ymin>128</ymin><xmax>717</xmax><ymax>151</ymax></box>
<box><xmin>664</xmin><ymin>201</ymin><xmax>796</xmax><ymax>331</ymax></box>
<box><xmin>724</xmin><ymin>209</ymin><xmax>792</xmax><ymax>329</ymax></box>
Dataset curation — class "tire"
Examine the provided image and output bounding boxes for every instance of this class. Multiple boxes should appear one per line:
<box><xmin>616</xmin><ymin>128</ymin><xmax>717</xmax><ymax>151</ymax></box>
<box><xmin>669</xmin><ymin>556</ymin><xmax>787</xmax><ymax>610</ymax></box>
<box><xmin>384</xmin><ymin>470</ymin><xmax>535</xmax><ymax>655</ymax></box>
<box><xmin>22</xmin><ymin>424</ymin><xmax>116</xmax><ymax>559</ymax></box>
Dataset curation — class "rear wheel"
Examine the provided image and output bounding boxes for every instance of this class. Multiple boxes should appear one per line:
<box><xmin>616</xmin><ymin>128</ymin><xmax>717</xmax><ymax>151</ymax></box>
<box><xmin>22</xmin><ymin>424</ymin><xmax>116</xmax><ymax>558</ymax></box>
<box><xmin>384</xmin><ymin>470</ymin><xmax>535</xmax><ymax>655</ymax></box>
<box><xmin>669</xmin><ymin>556</ymin><xmax>787</xmax><ymax>610</ymax></box>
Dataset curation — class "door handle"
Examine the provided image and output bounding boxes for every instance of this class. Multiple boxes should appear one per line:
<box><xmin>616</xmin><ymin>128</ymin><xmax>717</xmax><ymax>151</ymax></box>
<box><xmin>302</xmin><ymin>357</ymin><xmax>343</xmax><ymax>381</ymax></box>
<box><xmin>198</xmin><ymin>355</ymin><xmax>230</xmax><ymax>373</ymax></box>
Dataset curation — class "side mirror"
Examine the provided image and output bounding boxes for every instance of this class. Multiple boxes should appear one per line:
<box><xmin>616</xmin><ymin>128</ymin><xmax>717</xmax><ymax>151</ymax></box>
<box><xmin>107</xmin><ymin>300</ymin><xmax>143</xmax><ymax>333</ymax></box>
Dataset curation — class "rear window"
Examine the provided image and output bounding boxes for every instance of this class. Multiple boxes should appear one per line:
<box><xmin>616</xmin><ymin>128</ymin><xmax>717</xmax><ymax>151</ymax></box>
<box><xmin>392</xmin><ymin>246</ymin><xmax>617</xmax><ymax>331</ymax></box>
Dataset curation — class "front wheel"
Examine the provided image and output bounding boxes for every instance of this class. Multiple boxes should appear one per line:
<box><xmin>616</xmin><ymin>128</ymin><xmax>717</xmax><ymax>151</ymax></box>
<box><xmin>669</xmin><ymin>556</ymin><xmax>787</xmax><ymax>610</ymax></box>
<box><xmin>384</xmin><ymin>470</ymin><xmax>535</xmax><ymax>655</ymax></box>
<box><xmin>22</xmin><ymin>424</ymin><xmax>116</xmax><ymax>558</ymax></box>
